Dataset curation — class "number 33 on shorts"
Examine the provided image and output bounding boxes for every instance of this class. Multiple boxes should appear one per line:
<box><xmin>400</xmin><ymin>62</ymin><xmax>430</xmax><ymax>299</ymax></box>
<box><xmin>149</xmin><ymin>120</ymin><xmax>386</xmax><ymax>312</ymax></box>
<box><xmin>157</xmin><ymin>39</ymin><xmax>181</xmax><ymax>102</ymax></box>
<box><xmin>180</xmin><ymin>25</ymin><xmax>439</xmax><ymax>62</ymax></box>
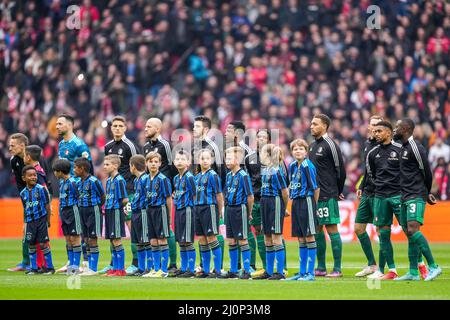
<box><xmin>317</xmin><ymin>207</ymin><xmax>329</xmax><ymax>218</ymax></box>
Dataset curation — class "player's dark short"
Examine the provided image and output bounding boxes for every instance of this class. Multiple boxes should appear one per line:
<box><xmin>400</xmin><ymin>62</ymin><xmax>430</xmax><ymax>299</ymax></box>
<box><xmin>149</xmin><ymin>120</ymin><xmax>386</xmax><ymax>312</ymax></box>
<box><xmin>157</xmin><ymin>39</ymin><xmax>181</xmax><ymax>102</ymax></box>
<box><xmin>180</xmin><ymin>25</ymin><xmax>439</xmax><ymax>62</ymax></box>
<box><xmin>291</xmin><ymin>197</ymin><xmax>318</xmax><ymax>238</ymax></box>
<box><xmin>25</xmin><ymin>215</ymin><xmax>50</xmax><ymax>244</ymax></box>
<box><xmin>261</xmin><ymin>196</ymin><xmax>285</xmax><ymax>235</ymax></box>
<box><xmin>61</xmin><ymin>205</ymin><xmax>82</xmax><ymax>236</ymax></box>
<box><xmin>194</xmin><ymin>204</ymin><xmax>219</xmax><ymax>236</ymax></box>
<box><xmin>147</xmin><ymin>205</ymin><xmax>170</xmax><ymax>239</ymax></box>
<box><xmin>105</xmin><ymin>208</ymin><xmax>126</xmax><ymax>239</ymax></box>
<box><xmin>175</xmin><ymin>206</ymin><xmax>194</xmax><ymax>243</ymax></box>
<box><xmin>225</xmin><ymin>204</ymin><xmax>249</xmax><ymax>240</ymax></box>
<box><xmin>79</xmin><ymin>205</ymin><xmax>102</xmax><ymax>238</ymax></box>
<box><xmin>131</xmin><ymin>208</ymin><xmax>149</xmax><ymax>244</ymax></box>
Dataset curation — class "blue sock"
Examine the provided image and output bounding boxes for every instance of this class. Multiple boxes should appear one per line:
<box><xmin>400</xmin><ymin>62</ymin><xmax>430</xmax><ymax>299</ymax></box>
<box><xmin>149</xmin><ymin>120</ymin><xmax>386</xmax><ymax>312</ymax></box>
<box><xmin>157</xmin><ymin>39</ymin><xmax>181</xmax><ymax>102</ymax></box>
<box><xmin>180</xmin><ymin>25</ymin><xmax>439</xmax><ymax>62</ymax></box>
<box><xmin>186</xmin><ymin>244</ymin><xmax>196</xmax><ymax>273</ymax></box>
<box><xmin>29</xmin><ymin>246</ymin><xmax>37</xmax><ymax>270</ymax></box>
<box><xmin>241</xmin><ymin>244</ymin><xmax>251</xmax><ymax>273</ymax></box>
<box><xmin>111</xmin><ymin>249</ymin><xmax>117</xmax><ymax>270</ymax></box>
<box><xmin>307</xmin><ymin>242</ymin><xmax>317</xmax><ymax>275</ymax></box>
<box><xmin>152</xmin><ymin>245</ymin><xmax>161</xmax><ymax>272</ymax></box>
<box><xmin>180</xmin><ymin>245</ymin><xmax>188</xmax><ymax>272</ymax></box>
<box><xmin>274</xmin><ymin>244</ymin><xmax>285</xmax><ymax>274</ymax></box>
<box><xmin>229</xmin><ymin>245</ymin><xmax>239</xmax><ymax>273</ymax></box>
<box><xmin>137</xmin><ymin>246</ymin><xmax>146</xmax><ymax>272</ymax></box>
<box><xmin>90</xmin><ymin>246</ymin><xmax>99</xmax><ymax>272</ymax></box>
<box><xmin>72</xmin><ymin>245</ymin><xmax>82</xmax><ymax>268</ymax></box>
<box><xmin>300</xmin><ymin>242</ymin><xmax>308</xmax><ymax>276</ymax></box>
<box><xmin>200</xmin><ymin>244</ymin><xmax>211</xmax><ymax>274</ymax></box>
<box><xmin>115</xmin><ymin>245</ymin><xmax>125</xmax><ymax>270</ymax></box>
<box><xmin>42</xmin><ymin>246</ymin><xmax>54</xmax><ymax>269</ymax></box>
<box><xmin>67</xmin><ymin>245</ymin><xmax>73</xmax><ymax>266</ymax></box>
<box><xmin>209</xmin><ymin>240</ymin><xmax>222</xmax><ymax>273</ymax></box>
<box><xmin>145</xmin><ymin>245</ymin><xmax>153</xmax><ymax>271</ymax></box>
<box><xmin>266</xmin><ymin>245</ymin><xmax>275</xmax><ymax>275</ymax></box>
<box><xmin>160</xmin><ymin>244</ymin><xmax>169</xmax><ymax>273</ymax></box>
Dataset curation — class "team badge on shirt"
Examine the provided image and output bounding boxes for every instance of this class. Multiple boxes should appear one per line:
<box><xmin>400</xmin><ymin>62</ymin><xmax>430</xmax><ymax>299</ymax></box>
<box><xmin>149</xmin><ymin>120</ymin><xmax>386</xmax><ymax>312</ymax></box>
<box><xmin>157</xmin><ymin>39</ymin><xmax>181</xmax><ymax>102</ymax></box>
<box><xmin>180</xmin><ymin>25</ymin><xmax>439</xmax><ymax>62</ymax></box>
<box><xmin>82</xmin><ymin>151</ymin><xmax>89</xmax><ymax>158</ymax></box>
<box><xmin>118</xmin><ymin>149</ymin><xmax>123</xmax><ymax>155</ymax></box>
<box><xmin>202</xmin><ymin>176</ymin><xmax>208</xmax><ymax>184</ymax></box>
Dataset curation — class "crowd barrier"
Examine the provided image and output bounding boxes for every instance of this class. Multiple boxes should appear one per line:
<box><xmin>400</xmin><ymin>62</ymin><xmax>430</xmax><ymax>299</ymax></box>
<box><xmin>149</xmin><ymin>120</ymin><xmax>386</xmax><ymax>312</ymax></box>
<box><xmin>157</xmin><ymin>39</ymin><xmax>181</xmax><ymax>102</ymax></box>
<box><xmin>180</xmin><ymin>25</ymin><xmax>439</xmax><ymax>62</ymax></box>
<box><xmin>1</xmin><ymin>199</ymin><xmax>449</xmax><ymax>242</ymax></box>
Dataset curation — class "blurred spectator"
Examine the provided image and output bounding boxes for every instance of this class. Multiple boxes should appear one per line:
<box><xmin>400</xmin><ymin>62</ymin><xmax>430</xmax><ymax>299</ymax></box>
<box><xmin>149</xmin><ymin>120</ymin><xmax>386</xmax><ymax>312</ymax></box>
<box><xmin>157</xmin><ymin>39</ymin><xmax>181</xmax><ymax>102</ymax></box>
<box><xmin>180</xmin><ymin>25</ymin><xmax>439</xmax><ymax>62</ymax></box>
<box><xmin>429</xmin><ymin>137</ymin><xmax>450</xmax><ymax>168</ymax></box>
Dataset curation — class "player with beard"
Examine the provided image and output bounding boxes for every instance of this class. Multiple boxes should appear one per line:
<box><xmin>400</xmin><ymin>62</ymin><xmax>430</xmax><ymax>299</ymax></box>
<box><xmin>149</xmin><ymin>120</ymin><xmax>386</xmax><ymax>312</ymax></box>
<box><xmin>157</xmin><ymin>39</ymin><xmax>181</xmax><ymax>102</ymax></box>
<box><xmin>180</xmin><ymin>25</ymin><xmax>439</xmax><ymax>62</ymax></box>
<box><xmin>55</xmin><ymin>114</ymin><xmax>92</xmax><ymax>273</ymax></box>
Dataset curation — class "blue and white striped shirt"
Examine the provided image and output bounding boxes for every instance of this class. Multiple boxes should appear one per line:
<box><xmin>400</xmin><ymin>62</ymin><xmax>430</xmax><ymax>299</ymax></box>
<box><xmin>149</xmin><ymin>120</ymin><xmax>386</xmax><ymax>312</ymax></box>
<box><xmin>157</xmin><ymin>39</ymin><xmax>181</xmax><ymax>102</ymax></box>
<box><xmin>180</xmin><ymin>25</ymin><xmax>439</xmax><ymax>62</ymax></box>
<box><xmin>105</xmin><ymin>174</ymin><xmax>128</xmax><ymax>209</ymax></box>
<box><xmin>77</xmin><ymin>175</ymin><xmax>104</xmax><ymax>207</ymax></box>
<box><xmin>173</xmin><ymin>171</ymin><xmax>196</xmax><ymax>210</ymax></box>
<box><xmin>288</xmin><ymin>159</ymin><xmax>318</xmax><ymax>199</ymax></box>
<box><xmin>20</xmin><ymin>184</ymin><xmax>50</xmax><ymax>222</ymax></box>
<box><xmin>225</xmin><ymin>169</ymin><xmax>253</xmax><ymax>205</ymax></box>
<box><xmin>261</xmin><ymin>166</ymin><xmax>288</xmax><ymax>197</ymax></box>
<box><xmin>59</xmin><ymin>177</ymin><xmax>79</xmax><ymax>208</ymax></box>
<box><xmin>194</xmin><ymin>169</ymin><xmax>222</xmax><ymax>206</ymax></box>
<box><xmin>146</xmin><ymin>172</ymin><xmax>172</xmax><ymax>207</ymax></box>
<box><xmin>132</xmin><ymin>173</ymin><xmax>149</xmax><ymax>210</ymax></box>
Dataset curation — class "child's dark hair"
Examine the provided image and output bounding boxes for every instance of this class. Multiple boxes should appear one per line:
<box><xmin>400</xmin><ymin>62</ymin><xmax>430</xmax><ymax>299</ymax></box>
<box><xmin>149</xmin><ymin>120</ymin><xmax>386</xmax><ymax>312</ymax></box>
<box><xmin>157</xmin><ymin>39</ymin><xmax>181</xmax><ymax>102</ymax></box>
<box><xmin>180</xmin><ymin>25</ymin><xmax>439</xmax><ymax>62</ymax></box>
<box><xmin>52</xmin><ymin>158</ymin><xmax>71</xmax><ymax>175</ymax></box>
<box><xmin>22</xmin><ymin>165</ymin><xmax>37</xmax><ymax>176</ymax></box>
<box><xmin>25</xmin><ymin>145</ymin><xmax>42</xmax><ymax>161</ymax></box>
<box><xmin>74</xmin><ymin>157</ymin><xmax>91</xmax><ymax>173</ymax></box>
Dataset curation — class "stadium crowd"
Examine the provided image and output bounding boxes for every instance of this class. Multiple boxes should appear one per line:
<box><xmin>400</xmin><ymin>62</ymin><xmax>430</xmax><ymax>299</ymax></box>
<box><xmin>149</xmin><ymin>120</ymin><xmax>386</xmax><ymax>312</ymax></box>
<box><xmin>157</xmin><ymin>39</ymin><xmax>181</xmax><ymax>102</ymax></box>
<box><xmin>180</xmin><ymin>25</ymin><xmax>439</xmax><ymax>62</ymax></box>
<box><xmin>0</xmin><ymin>0</ymin><xmax>449</xmax><ymax>199</ymax></box>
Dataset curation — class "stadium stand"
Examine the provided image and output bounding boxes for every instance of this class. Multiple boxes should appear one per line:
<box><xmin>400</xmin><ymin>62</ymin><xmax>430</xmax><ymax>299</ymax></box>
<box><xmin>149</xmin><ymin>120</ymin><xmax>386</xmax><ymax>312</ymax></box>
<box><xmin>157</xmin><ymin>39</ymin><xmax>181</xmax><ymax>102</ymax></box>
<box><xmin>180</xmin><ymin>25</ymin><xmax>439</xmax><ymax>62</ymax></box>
<box><xmin>0</xmin><ymin>0</ymin><xmax>449</xmax><ymax>199</ymax></box>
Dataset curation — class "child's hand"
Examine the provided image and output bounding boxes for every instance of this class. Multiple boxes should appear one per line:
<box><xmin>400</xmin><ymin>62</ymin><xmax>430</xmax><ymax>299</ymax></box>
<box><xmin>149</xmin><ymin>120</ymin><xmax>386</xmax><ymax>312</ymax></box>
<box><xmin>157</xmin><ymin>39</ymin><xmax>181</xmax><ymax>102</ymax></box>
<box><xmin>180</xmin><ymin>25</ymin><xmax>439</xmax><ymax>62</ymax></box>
<box><xmin>285</xmin><ymin>210</ymin><xmax>290</xmax><ymax>217</ymax></box>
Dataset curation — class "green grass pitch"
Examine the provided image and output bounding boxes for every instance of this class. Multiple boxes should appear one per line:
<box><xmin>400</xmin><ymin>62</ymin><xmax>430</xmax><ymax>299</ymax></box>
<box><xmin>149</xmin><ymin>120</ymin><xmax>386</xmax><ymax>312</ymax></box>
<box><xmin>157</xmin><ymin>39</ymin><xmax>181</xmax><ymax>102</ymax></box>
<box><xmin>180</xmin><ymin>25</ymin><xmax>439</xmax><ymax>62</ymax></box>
<box><xmin>0</xmin><ymin>239</ymin><xmax>449</xmax><ymax>300</ymax></box>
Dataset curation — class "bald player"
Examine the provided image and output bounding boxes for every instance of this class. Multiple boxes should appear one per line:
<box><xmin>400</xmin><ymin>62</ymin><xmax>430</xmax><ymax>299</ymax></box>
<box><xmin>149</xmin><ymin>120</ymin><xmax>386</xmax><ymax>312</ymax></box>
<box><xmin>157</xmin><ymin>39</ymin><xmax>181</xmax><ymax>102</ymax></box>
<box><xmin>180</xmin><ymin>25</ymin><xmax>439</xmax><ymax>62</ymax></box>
<box><xmin>143</xmin><ymin>117</ymin><xmax>178</xmax><ymax>272</ymax></box>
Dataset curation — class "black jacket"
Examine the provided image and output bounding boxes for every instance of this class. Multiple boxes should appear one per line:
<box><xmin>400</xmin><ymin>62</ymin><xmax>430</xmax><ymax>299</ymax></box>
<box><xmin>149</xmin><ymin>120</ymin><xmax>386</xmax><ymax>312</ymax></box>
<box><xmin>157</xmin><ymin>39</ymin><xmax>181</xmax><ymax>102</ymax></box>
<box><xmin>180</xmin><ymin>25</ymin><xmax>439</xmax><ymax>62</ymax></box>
<box><xmin>10</xmin><ymin>155</ymin><xmax>26</xmax><ymax>192</ymax></box>
<box><xmin>367</xmin><ymin>140</ymin><xmax>402</xmax><ymax>197</ymax></box>
<box><xmin>400</xmin><ymin>136</ymin><xmax>433</xmax><ymax>201</ymax></box>
<box><xmin>309</xmin><ymin>133</ymin><xmax>346</xmax><ymax>201</ymax></box>
<box><xmin>359</xmin><ymin>138</ymin><xmax>379</xmax><ymax>196</ymax></box>
<box><xmin>143</xmin><ymin>135</ymin><xmax>175</xmax><ymax>184</ymax></box>
<box><xmin>105</xmin><ymin>136</ymin><xmax>140</xmax><ymax>193</ymax></box>
<box><xmin>245</xmin><ymin>150</ymin><xmax>262</xmax><ymax>201</ymax></box>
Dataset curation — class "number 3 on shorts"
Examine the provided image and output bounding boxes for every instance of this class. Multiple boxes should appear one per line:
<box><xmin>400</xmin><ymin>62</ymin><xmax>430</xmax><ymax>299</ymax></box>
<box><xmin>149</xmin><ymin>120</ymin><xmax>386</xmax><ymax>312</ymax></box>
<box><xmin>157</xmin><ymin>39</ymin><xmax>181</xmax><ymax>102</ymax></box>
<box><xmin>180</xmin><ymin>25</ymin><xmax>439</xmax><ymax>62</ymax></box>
<box><xmin>409</xmin><ymin>203</ymin><xmax>416</xmax><ymax>213</ymax></box>
<box><xmin>317</xmin><ymin>207</ymin><xmax>329</xmax><ymax>218</ymax></box>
